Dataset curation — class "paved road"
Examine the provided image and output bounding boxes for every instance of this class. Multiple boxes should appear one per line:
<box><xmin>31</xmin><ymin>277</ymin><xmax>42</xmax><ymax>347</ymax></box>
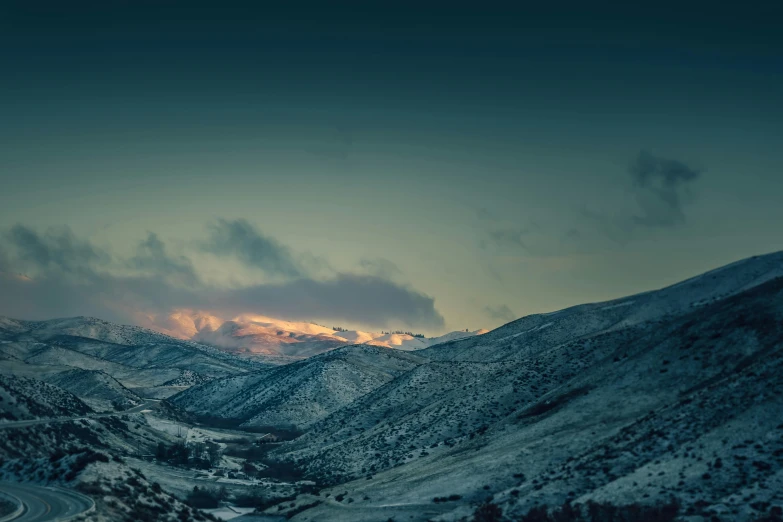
<box><xmin>281</xmin><ymin>493</ymin><xmax>454</xmax><ymax>520</ymax></box>
<box><xmin>0</xmin><ymin>400</ymin><xmax>160</xmax><ymax>430</ymax></box>
<box><xmin>0</xmin><ymin>482</ymin><xmax>93</xmax><ymax>521</ymax></box>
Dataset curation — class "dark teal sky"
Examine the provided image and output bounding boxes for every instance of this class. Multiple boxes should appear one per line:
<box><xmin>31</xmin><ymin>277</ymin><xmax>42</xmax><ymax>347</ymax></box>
<box><xmin>1</xmin><ymin>3</ymin><xmax>782</xmax><ymax>333</ymax></box>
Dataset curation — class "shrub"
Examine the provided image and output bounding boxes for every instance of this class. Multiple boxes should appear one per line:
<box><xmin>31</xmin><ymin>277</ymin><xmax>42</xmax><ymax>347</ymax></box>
<box><xmin>65</xmin><ymin>450</ymin><xmax>109</xmax><ymax>481</ymax></box>
<box><xmin>185</xmin><ymin>486</ymin><xmax>226</xmax><ymax>509</ymax></box>
<box><xmin>474</xmin><ymin>502</ymin><xmax>503</xmax><ymax>522</ymax></box>
<box><xmin>519</xmin><ymin>499</ymin><xmax>680</xmax><ymax>522</ymax></box>
<box><xmin>434</xmin><ymin>495</ymin><xmax>462</xmax><ymax>503</ymax></box>
<box><xmin>0</xmin><ymin>498</ymin><xmax>16</xmax><ymax>518</ymax></box>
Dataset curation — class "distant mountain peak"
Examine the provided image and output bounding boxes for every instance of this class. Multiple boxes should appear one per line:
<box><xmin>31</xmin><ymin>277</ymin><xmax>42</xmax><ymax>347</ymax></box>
<box><xmin>147</xmin><ymin>310</ymin><xmax>489</xmax><ymax>359</ymax></box>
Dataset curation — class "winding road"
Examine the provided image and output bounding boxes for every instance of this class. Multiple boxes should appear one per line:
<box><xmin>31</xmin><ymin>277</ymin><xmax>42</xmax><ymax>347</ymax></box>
<box><xmin>0</xmin><ymin>482</ymin><xmax>93</xmax><ymax>521</ymax></box>
<box><xmin>0</xmin><ymin>400</ymin><xmax>159</xmax><ymax>430</ymax></box>
<box><xmin>0</xmin><ymin>401</ymin><xmax>161</xmax><ymax>519</ymax></box>
<box><xmin>0</xmin><ymin>399</ymin><xmax>170</xmax><ymax>519</ymax></box>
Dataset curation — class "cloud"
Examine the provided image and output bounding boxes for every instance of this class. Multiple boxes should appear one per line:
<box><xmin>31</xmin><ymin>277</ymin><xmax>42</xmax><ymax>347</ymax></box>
<box><xmin>128</xmin><ymin>232</ymin><xmax>198</xmax><ymax>286</ymax></box>
<box><xmin>476</xmin><ymin>207</ymin><xmax>497</xmax><ymax>221</ymax></box>
<box><xmin>629</xmin><ymin>150</ymin><xmax>702</xmax><ymax>228</ymax></box>
<box><xmin>218</xmin><ymin>274</ymin><xmax>444</xmax><ymax>329</ymax></box>
<box><xmin>6</xmin><ymin>224</ymin><xmax>109</xmax><ymax>276</ymax></box>
<box><xmin>0</xmin><ymin>223</ymin><xmax>444</xmax><ymax>330</ymax></box>
<box><xmin>476</xmin><ymin>208</ymin><xmax>536</xmax><ymax>252</ymax></box>
<box><xmin>485</xmin><ymin>228</ymin><xmax>531</xmax><ymax>250</ymax></box>
<box><xmin>201</xmin><ymin>218</ymin><xmax>307</xmax><ymax>278</ymax></box>
<box><xmin>358</xmin><ymin>257</ymin><xmax>403</xmax><ymax>279</ymax></box>
<box><xmin>580</xmin><ymin>207</ymin><xmax>634</xmax><ymax>246</ymax></box>
<box><xmin>483</xmin><ymin>304</ymin><xmax>516</xmax><ymax>323</ymax></box>
<box><xmin>584</xmin><ymin>150</ymin><xmax>703</xmax><ymax>243</ymax></box>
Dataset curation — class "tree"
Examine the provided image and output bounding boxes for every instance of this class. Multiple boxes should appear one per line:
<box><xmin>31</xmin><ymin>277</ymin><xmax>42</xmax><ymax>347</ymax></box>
<box><xmin>474</xmin><ymin>502</ymin><xmax>503</xmax><ymax>522</ymax></box>
<box><xmin>191</xmin><ymin>442</ymin><xmax>205</xmax><ymax>460</ymax></box>
<box><xmin>169</xmin><ymin>442</ymin><xmax>189</xmax><ymax>466</ymax></box>
<box><xmin>206</xmin><ymin>442</ymin><xmax>222</xmax><ymax>466</ymax></box>
<box><xmin>186</xmin><ymin>486</ymin><xmax>222</xmax><ymax>509</ymax></box>
<box><xmin>156</xmin><ymin>442</ymin><xmax>167</xmax><ymax>462</ymax></box>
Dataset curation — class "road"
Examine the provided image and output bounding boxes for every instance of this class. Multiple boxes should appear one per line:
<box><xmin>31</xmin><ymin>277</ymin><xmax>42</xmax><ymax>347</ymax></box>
<box><xmin>0</xmin><ymin>482</ymin><xmax>93</xmax><ymax>521</ymax></box>
<box><xmin>0</xmin><ymin>400</ymin><xmax>160</xmax><ymax>430</ymax></box>
<box><xmin>281</xmin><ymin>493</ymin><xmax>454</xmax><ymax>520</ymax></box>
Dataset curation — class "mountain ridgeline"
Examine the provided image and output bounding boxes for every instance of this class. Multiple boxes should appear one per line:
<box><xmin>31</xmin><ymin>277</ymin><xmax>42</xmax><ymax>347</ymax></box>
<box><xmin>0</xmin><ymin>316</ymin><xmax>266</xmax><ymax>412</ymax></box>
<box><xmin>1</xmin><ymin>251</ymin><xmax>782</xmax><ymax>521</ymax></box>
<box><xmin>172</xmin><ymin>251</ymin><xmax>783</xmax><ymax>521</ymax></box>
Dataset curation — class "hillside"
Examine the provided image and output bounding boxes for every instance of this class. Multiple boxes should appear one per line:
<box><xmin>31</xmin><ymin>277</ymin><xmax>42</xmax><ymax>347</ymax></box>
<box><xmin>0</xmin><ymin>374</ymin><xmax>93</xmax><ymax>421</ymax></box>
<box><xmin>171</xmin><ymin>345</ymin><xmax>426</xmax><ymax>429</ymax></box>
<box><xmin>42</xmin><ymin>369</ymin><xmax>142</xmax><ymax>412</ymax></box>
<box><xmin>2</xmin><ymin>252</ymin><xmax>782</xmax><ymax>521</ymax></box>
<box><xmin>422</xmin><ymin>250</ymin><xmax>783</xmax><ymax>363</ymax></box>
<box><xmin>247</xmin><ymin>251</ymin><xmax>783</xmax><ymax>521</ymax></box>
<box><xmin>0</xmin><ymin>316</ymin><xmax>266</xmax><ymax>411</ymax></box>
<box><xmin>159</xmin><ymin>310</ymin><xmax>487</xmax><ymax>358</ymax></box>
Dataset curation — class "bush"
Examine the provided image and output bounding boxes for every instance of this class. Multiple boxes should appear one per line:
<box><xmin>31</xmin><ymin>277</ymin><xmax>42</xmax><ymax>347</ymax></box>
<box><xmin>757</xmin><ymin>506</ymin><xmax>783</xmax><ymax>522</ymax></box>
<box><xmin>232</xmin><ymin>489</ymin><xmax>283</xmax><ymax>509</ymax></box>
<box><xmin>255</xmin><ymin>459</ymin><xmax>304</xmax><ymax>481</ymax></box>
<box><xmin>518</xmin><ymin>499</ymin><xmax>680</xmax><ymax>522</ymax></box>
<box><xmin>65</xmin><ymin>450</ymin><xmax>110</xmax><ymax>481</ymax></box>
<box><xmin>474</xmin><ymin>502</ymin><xmax>503</xmax><ymax>522</ymax></box>
<box><xmin>0</xmin><ymin>498</ymin><xmax>16</xmax><ymax>518</ymax></box>
<box><xmin>185</xmin><ymin>486</ymin><xmax>226</xmax><ymax>509</ymax></box>
<box><xmin>433</xmin><ymin>495</ymin><xmax>462</xmax><ymax>503</ymax></box>
<box><xmin>285</xmin><ymin>501</ymin><xmax>322</xmax><ymax>518</ymax></box>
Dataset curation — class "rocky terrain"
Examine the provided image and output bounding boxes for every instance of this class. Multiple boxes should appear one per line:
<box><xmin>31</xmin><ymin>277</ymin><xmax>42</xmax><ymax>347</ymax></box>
<box><xmin>0</xmin><ymin>316</ymin><xmax>266</xmax><ymax>409</ymax></box>
<box><xmin>171</xmin><ymin>345</ymin><xmax>425</xmax><ymax>429</ymax></box>
<box><xmin>1</xmin><ymin>251</ymin><xmax>782</xmax><ymax>521</ymax></box>
<box><xmin>0</xmin><ymin>374</ymin><xmax>93</xmax><ymax>421</ymax></box>
<box><xmin>171</xmin><ymin>251</ymin><xmax>783</xmax><ymax>521</ymax></box>
<box><xmin>280</xmin><ymin>274</ymin><xmax>783</xmax><ymax>521</ymax></box>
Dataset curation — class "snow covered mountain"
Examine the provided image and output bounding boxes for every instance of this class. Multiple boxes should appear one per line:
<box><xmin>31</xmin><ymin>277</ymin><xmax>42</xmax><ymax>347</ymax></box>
<box><xmin>0</xmin><ymin>316</ymin><xmax>266</xmax><ymax>410</ymax></box>
<box><xmin>0</xmin><ymin>311</ymin><xmax>484</xmax><ymax>416</ymax></box>
<box><xmin>274</xmin><ymin>273</ymin><xmax>783</xmax><ymax>521</ymax></box>
<box><xmin>0</xmin><ymin>374</ymin><xmax>93</xmax><ymax>421</ymax></box>
<box><xmin>155</xmin><ymin>310</ymin><xmax>488</xmax><ymax>358</ymax></box>
<box><xmin>172</xmin><ymin>250</ymin><xmax>783</xmax><ymax>521</ymax></box>
<box><xmin>3</xmin><ymin>251</ymin><xmax>783</xmax><ymax>521</ymax></box>
<box><xmin>171</xmin><ymin>345</ymin><xmax>425</xmax><ymax>429</ymax></box>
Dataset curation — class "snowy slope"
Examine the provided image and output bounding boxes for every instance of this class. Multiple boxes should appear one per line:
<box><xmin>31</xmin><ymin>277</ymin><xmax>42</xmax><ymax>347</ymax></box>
<box><xmin>0</xmin><ymin>316</ymin><xmax>267</xmax><ymax>408</ymax></box>
<box><xmin>0</xmin><ymin>374</ymin><xmax>93</xmax><ymax>421</ymax></box>
<box><xmin>421</xmin><ymin>250</ymin><xmax>783</xmax><ymax>362</ymax></box>
<box><xmin>172</xmin><ymin>345</ymin><xmax>425</xmax><ymax>429</ymax></box>
<box><xmin>42</xmin><ymin>369</ymin><xmax>142</xmax><ymax>412</ymax></box>
<box><xmin>247</xmin><ymin>251</ymin><xmax>783</xmax><ymax>521</ymax></box>
<box><xmin>157</xmin><ymin>310</ymin><xmax>488</xmax><ymax>358</ymax></box>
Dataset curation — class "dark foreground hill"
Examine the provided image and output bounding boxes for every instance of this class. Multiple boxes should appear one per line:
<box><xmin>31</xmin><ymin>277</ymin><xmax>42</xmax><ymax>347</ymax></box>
<box><xmin>224</xmin><ymin>252</ymin><xmax>783</xmax><ymax>522</ymax></box>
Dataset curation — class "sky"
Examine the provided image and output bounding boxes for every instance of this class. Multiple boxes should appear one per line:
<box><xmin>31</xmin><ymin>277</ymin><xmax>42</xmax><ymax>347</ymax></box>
<box><xmin>1</xmin><ymin>3</ymin><xmax>782</xmax><ymax>335</ymax></box>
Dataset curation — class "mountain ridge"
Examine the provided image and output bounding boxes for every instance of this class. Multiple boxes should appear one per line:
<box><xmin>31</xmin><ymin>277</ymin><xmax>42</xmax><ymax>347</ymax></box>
<box><xmin>210</xmin><ymin>250</ymin><xmax>783</xmax><ymax>521</ymax></box>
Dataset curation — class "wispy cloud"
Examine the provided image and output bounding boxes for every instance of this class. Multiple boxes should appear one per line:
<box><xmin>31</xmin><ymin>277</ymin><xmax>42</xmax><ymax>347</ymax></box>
<box><xmin>476</xmin><ymin>207</ymin><xmax>537</xmax><ymax>252</ymax></box>
<box><xmin>201</xmin><ymin>218</ymin><xmax>309</xmax><ymax>278</ymax></box>
<box><xmin>630</xmin><ymin>150</ymin><xmax>702</xmax><ymax>228</ymax></box>
<box><xmin>483</xmin><ymin>304</ymin><xmax>516</xmax><ymax>323</ymax></box>
<box><xmin>7</xmin><ymin>224</ymin><xmax>109</xmax><ymax>276</ymax></box>
<box><xmin>129</xmin><ymin>232</ymin><xmax>198</xmax><ymax>286</ymax></box>
<box><xmin>358</xmin><ymin>257</ymin><xmax>403</xmax><ymax>280</ymax></box>
<box><xmin>584</xmin><ymin>150</ymin><xmax>703</xmax><ymax>244</ymax></box>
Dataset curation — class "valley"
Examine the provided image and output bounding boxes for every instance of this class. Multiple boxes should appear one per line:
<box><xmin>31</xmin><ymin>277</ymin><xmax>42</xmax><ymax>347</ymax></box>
<box><xmin>4</xmin><ymin>5</ymin><xmax>779</xmax><ymax>520</ymax></box>
<box><xmin>1</xmin><ymin>251</ymin><xmax>782</xmax><ymax>521</ymax></box>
